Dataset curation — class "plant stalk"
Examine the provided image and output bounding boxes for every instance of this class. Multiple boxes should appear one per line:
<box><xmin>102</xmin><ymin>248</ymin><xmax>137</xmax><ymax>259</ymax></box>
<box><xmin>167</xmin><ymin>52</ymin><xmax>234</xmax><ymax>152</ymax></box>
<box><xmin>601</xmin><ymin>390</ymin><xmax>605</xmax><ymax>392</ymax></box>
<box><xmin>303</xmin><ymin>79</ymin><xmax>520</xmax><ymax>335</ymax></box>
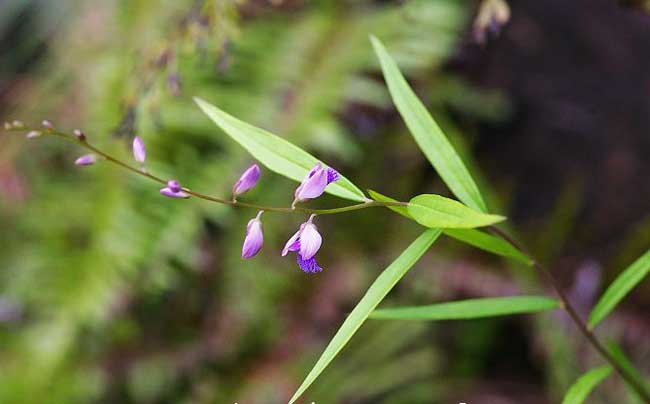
<box><xmin>488</xmin><ymin>226</ymin><xmax>650</xmax><ymax>403</ymax></box>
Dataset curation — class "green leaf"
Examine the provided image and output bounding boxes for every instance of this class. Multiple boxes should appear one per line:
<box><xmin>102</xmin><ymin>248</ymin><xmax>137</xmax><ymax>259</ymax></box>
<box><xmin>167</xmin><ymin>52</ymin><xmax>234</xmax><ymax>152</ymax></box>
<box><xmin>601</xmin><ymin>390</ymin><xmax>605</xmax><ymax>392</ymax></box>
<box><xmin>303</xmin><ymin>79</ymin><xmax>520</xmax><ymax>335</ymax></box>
<box><xmin>194</xmin><ymin>97</ymin><xmax>367</xmax><ymax>202</ymax></box>
<box><xmin>588</xmin><ymin>249</ymin><xmax>650</xmax><ymax>329</ymax></box>
<box><xmin>289</xmin><ymin>229</ymin><xmax>442</xmax><ymax>404</ymax></box>
<box><xmin>370</xmin><ymin>35</ymin><xmax>487</xmax><ymax>212</ymax></box>
<box><xmin>408</xmin><ymin>194</ymin><xmax>504</xmax><ymax>229</ymax></box>
<box><xmin>370</xmin><ymin>296</ymin><xmax>559</xmax><ymax>320</ymax></box>
<box><xmin>607</xmin><ymin>341</ymin><xmax>649</xmax><ymax>401</ymax></box>
<box><xmin>443</xmin><ymin>228</ymin><xmax>532</xmax><ymax>266</ymax></box>
<box><xmin>368</xmin><ymin>190</ymin><xmax>529</xmax><ymax>265</ymax></box>
<box><xmin>562</xmin><ymin>366</ymin><xmax>612</xmax><ymax>404</ymax></box>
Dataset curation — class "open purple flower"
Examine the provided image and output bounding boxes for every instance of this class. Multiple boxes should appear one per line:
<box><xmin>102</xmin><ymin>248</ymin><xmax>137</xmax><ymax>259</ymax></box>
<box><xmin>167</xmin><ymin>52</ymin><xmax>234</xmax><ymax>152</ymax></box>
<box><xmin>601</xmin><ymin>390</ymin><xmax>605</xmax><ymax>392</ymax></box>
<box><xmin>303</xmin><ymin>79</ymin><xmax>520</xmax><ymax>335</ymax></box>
<box><xmin>292</xmin><ymin>163</ymin><xmax>339</xmax><ymax>207</ymax></box>
<box><xmin>160</xmin><ymin>179</ymin><xmax>190</xmax><ymax>198</ymax></box>
<box><xmin>133</xmin><ymin>136</ymin><xmax>146</xmax><ymax>165</ymax></box>
<box><xmin>282</xmin><ymin>214</ymin><xmax>324</xmax><ymax>274</ymax></box>
<box><xmin>232</xmin><ymin>164</ymin><xmax>260</xmax><ymax>197</ymax></box>
<box><xmin>75</xmin><ymin>154</ymin><xmax>97</xmax><ymax>166</ymax></box>
<box><xmin>242</xmin><ymin>211</ymin><xmax>264</xmax><ymax>259</ymax></box>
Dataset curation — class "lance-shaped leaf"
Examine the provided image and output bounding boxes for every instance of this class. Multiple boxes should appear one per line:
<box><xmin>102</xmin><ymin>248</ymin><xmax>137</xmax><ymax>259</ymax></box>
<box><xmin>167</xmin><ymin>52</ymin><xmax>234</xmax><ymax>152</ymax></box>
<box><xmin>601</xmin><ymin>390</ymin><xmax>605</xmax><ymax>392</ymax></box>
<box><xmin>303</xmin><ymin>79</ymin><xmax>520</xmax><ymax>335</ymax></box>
<box><xmin>588</xmin><ymin>249</ymin><xmax>650</xmax><ymax>329</ymax></box>
<box><xmin>443</xmin><ymin>228</ymin><xmax>532</xmax><ymax>266</ymax></box>
<box><xmin>562</xmin><ymin>366</ymin><xmax>612</xmax><ymax>404</ymax></box>
<box><xmin>371</xmin><ymin>35</ymin><xmax>487</xmax><ymax>212</ymax></box>
<box><xmin>607</xmin><ymin>342</ymin><xmax>650</xmax><ymax>401</ymax></box>
<box><xmin>408</xmin><ymin>194</ymin><xmax>504</xmax><ymax>229</ymax></box>
<box><xmin>289</xmin><ymin>229</ymin><xmax>442</xmax><ymax>404</ymax></box>
<box><xmin>368</xmin><ymin>190</ymin><xmax>529</xmax><ymax>264</ymax></box>
<box><xmin>370</xmin><ymin>296</ymin><xmax>559</xmax><ymax>321</ymax></box>
<box><xmin>194</xmin><ymin>97</ymin><xmax>366</xmax><ymax>202</ymax></box>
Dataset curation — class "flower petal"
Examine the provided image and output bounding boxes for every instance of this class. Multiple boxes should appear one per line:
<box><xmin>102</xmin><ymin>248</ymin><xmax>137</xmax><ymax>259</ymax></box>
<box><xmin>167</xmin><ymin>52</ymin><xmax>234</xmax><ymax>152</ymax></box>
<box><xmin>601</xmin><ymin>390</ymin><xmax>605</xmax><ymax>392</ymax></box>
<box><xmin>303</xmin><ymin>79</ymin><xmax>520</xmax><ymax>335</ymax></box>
<box><xmin>298</xmin><ymin>223</ymin><xmax>322</xmax><ymax>260</ymax></box>
<box><xmin>242</xmin><ymin>218</ymin><xmax>263</xmax><ymax>259</ymax></box>
<box><xmin>75</xmin><ymin>154</ymin><xmax>97</xmax><ymax>166</ymax></box>
<box><xmin>167</xmin><ymin>180</ymin><xmax>182</xmax><ymax>193</ymax></box>
<box><xmin>297</xmin><ymin>254</ymin><xmax>323</xmax><ymax>274</ymax></box>
<box><xmin>282</xmin><ymin>226</ymin><xmax>303</xmax><ymax>256</ymax></box>
<box><xmin>133</xmin><ymin>136</ymin><xmax>146</xmax><ymax>163</ymax></box>
<box><xmin>326</xmin><ymin>167</ymin><xmax>339</xmax><ymax>184</ymax></box>
<box><xmin>233</xmin><ymin>164</ymin><xmax>261</xmax><ymax>195</ymax></box>
<box><xmin>294</xmin><ymin>167</ymin><xmax>328</xmax><ymax>201</ymax></box>
<box><xmin>160</xmin><ymin>187</ymin><xmax>190</xmax><ymax>198</ymax></box>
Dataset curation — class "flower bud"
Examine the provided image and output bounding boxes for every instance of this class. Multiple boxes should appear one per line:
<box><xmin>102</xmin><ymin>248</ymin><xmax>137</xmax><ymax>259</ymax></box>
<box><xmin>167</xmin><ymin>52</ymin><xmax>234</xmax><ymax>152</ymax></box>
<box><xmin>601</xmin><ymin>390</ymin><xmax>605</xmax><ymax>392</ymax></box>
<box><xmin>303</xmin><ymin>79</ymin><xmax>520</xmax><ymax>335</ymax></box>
<box><xmin>241</xmin><ymin>211</ymin><xmax>264</xmax><ymax>259</ymax></box>
<box><xmin>132</xmin><ymin>136</ymin><xmax>146</xmax><ymax>164</ymax></box>
<box><xmin>41</xmin><ymin>120</ymin><xmax>54</xmax><ymax>130</ymax></box>
<box><xmin>232</xmin><ymin>164</ymin><xmax>261</xmax><ymax>197</ymax></box>
<box><xmin>26</xmin><ymin>131</ymin><xmax>42</xmax><ymax>139</ymax></box>
<box><xmin>160</xmin><ymin>179</ymin><xmax>189</xmax><ymax>198</ymax></box>
<box><xmin>75</xmin><ymin>154</ymin><xmax>97</xmax><ymax>166</ymax></box>
<box><xmin>167</xmin><ymin>180</ymin><xmax>181</xmax><ymax>193</ymax></box>
<box><xmin>73</xmin><ymin>129</ymin><xmax>86</xmax><ymax>141</ymax></box>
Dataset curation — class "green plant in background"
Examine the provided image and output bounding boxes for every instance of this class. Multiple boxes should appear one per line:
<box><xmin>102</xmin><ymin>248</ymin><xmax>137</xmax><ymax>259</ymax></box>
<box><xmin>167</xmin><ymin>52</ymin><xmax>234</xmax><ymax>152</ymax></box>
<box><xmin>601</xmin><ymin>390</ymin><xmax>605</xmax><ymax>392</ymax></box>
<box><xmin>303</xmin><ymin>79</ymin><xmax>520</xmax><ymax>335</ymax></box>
<box><xmin>5</xmin><ymin>34</ymin><xmax>650</xmax><ymax>404</ymax></box>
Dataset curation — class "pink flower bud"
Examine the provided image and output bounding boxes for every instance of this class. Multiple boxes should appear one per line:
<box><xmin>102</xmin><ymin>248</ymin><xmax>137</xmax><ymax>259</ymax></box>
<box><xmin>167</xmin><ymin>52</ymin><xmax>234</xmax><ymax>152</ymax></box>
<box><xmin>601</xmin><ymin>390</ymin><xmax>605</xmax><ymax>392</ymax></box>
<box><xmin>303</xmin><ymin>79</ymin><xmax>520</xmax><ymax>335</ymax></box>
<box><xmin>242</xmin><ymin>211</ymin><xmax>264</xmax><ymax>259</ymax></box>
<box><xmin>132</xmin><ymin>136</ymin><xmax>146</xmax><ymax>164</ymax></box>
<box><xmin>74</xmin><ymin>154</ymin><xmax>97</xmax><ymax>166</ymax></box>
<box><xmin>160</xmin><ymin>179</ymin><xmax>189</xmax><ymax>198</ymax></box>
<box><xmin>232</xmin><ymin>164</ymin><xmax>261</xmax><ymax>196</ymax></box>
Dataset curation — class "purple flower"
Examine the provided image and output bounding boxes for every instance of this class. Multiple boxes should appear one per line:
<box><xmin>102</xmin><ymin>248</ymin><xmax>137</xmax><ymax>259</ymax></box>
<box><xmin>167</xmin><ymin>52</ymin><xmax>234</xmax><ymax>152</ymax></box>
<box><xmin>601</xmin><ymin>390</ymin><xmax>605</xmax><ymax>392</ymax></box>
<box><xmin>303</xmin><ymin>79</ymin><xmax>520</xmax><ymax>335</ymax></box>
<box><xmin>75</xmin><ymin>154</ymin><xmax>97</xmax><ymax>166</ymax></box>
<box><xmin>292</xmin><ymin>163</ymin><xmax>340</xmax><ymax>207</ymax></box>
<box><xmin>133</xmin><ymin>136</ymin><xmax>146</xmax><ymax>164</ymax></box>
<box><xmin>242</xmin><ymin>211</ymin><xmax>264</xmax><ymax>259</ymax></box>
<box><xmin>160</xmin><ymin>179</ymin><xmax>190</xmax><ymax>198</ymax></box>
<box><xmin>232</xmin><ymin>164</ymin><xmax>261</xmax><ymax>197</ymax></box>
<box><xmin>282</xmin><ymin>214</ymin><xmax>324</xmax><ymax>273</ymax></box>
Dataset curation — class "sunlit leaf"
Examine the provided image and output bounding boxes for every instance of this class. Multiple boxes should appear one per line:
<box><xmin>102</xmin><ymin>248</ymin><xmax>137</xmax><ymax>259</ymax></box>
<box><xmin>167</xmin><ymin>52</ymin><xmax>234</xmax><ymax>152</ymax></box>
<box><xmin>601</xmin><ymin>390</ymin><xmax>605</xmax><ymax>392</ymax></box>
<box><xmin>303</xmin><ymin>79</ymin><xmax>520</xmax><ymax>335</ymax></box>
<box><xmin>408</xmin><ymin>194</ymin><xmax>504</xmax><ymax>229</ymax></box>
<box><xmin>588</xmin><ymin>250</ymin><xmax>650</xmax><ymax>329</ymax></box>
<box><xmin>562</xmin><ymin>366</ymin><xmax>612</xmax><ymax>404</ymax></box>
<box><xmin>368</xmin><ymin>190</ymin><xmax>529</xmax><ymax>264</ymax></box>
<box><xmin>289</xmin><ymin>229</ymin><xmax>442</xmax><ymax>403</ymax></box>
<box><xmin>370</xmin><ymin>35</ymin><xmax>487</xmax><ymax>212</ymax></box>
<box><xmin>194</xmin><ymin>97</ymin><xmax>367</xmax><ymax>202</ymax></box>
<box><xmin>370</xmin><ymin>296</ymin><xmax>559</xmax><ymax>320</ymax></box>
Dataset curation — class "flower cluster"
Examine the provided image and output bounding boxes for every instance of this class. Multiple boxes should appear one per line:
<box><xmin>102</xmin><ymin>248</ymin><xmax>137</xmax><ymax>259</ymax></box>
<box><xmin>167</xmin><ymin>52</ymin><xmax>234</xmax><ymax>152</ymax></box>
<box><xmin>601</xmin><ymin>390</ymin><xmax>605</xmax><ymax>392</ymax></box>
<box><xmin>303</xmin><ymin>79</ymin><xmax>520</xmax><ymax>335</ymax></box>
<box><xmin>69</xmin><ymin>132</ymin><xmax>339</xmax><ymax>274</ymax></box>
<box><xmin>238</xmin><ymin>163</ymin><xmax>340</xmax><ymax>273</ymax></box>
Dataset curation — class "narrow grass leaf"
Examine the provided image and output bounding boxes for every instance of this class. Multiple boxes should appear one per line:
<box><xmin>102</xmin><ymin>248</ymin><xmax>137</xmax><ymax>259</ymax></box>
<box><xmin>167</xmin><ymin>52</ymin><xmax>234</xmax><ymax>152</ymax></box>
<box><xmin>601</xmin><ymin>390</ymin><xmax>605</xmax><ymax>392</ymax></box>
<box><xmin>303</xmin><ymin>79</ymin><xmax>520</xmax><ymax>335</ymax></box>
<box><xmin>370</xmin><ymin>35</ymin><xmax>487</xmax><ymax>212</ymax></box>
<box><xmin>562</xmin><ymin>366</ymin><xmax>612</xmax><ymax>404</ymax></box>
<box><xmin>588</xmin><ymin>249</ymin><xmax>650</xmax><ymax>329</ymax></box>
<box><xmin>370</xmin><ymin>296</ymin><xmax>559</xmax><ymax>320</ymax></box>
<box><xmin>194</xmin><ymin>97</ymin><xmax>366</xmax><ymax>202</ymax></box>
<box><xmin>443</xmin><ymin>228</ymin><xmax>532</xmax><ymax>266</ymax></box>
<box><xmin>369</xmin><ymin>190</ymin><xmax>529</xmax><ymax>265</ymax></box>
<box><xmin>288</xmin><ymin>229</ymin><xmax>442</xmax><ymax>404</ymax></box>
<box><xmin>607</xmin><ymin>341</ymin><xmax>649</xmax><ymax>401</ymax></box>
<box><xmin>408</xmin><ymin>194</ymin><xmax>504</xmax><ymax>229</ymax></box>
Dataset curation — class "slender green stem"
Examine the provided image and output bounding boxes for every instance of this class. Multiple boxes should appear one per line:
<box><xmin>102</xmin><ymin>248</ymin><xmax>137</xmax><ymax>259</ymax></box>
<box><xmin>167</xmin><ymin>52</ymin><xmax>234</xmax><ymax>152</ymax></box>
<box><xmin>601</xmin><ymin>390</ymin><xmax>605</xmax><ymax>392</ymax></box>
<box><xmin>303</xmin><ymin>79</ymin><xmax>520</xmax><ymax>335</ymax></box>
<box><xmin>488</xmin><ymin>226</ymin><xmax>650</xmax><ymax>403</ymax></box>
<box><xmin>8</xmin><ymin>126</ymin><xmax>408</xmax><ymax>215</ymax></box>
